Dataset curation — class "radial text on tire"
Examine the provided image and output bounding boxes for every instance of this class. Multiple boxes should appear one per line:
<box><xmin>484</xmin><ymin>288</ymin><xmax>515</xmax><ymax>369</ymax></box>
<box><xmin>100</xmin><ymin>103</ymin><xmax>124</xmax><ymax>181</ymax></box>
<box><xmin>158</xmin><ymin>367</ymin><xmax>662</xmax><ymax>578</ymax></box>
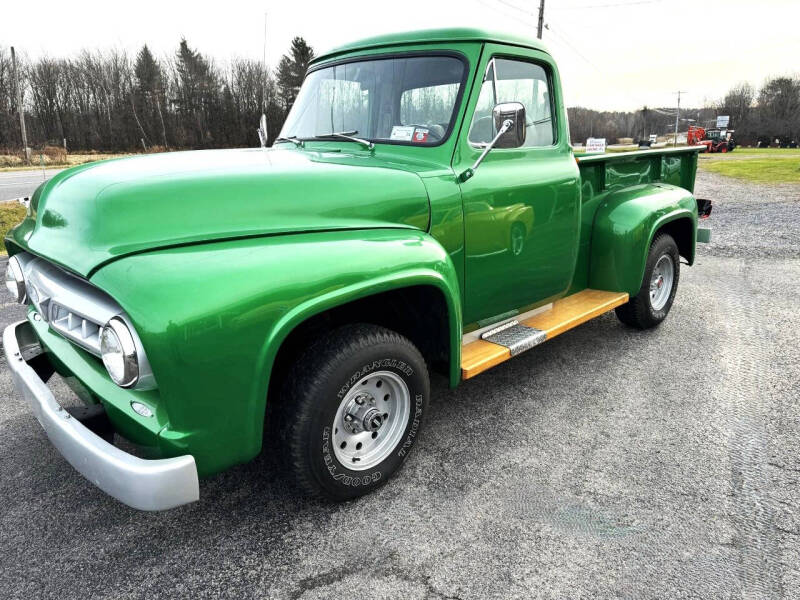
<box><xmin>279</xmin><ymin>324</ymin><xmax>430</xmax><ymax>501</ymax></box>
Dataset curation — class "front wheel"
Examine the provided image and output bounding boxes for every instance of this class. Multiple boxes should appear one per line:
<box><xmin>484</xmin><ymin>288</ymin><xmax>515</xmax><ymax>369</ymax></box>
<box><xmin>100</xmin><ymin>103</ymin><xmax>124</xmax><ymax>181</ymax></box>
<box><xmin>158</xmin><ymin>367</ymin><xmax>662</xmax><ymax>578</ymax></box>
<box><xmin>615</xmin><ymin>233</ymin><xmax>680</xmax><ymax>329</ymax></box>
<box><xmin>279</xmin><ymin>324</ymin><xmax>429</xmax><ymax>501</ymax></box>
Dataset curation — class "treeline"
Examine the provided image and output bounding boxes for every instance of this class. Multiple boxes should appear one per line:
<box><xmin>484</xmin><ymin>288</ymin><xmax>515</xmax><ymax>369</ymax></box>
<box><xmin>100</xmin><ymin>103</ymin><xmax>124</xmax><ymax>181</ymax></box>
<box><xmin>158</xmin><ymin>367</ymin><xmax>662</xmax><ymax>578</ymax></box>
<box><xmin>1</xmin><ymin>37</ymin><xmax>798</xmax><ymax>151</ymax></box>
<box><xmin>568</xmin><ymin>75</ymin><xmax>800</xmax><ymax>147</ymax></box>
<box><xmin>0</xmin><ymin>37</ymin><xmax>314</xmax><ymax>152</ymax></box>
<box><xmin>715</xmin><ymin>78</ymin><xmax>800</xmax><ymax>146</ymax></box>
<box><xmin>567</xmin><ymin>106</ymin><xmax>717</xmax><ymax>145</ymax></box>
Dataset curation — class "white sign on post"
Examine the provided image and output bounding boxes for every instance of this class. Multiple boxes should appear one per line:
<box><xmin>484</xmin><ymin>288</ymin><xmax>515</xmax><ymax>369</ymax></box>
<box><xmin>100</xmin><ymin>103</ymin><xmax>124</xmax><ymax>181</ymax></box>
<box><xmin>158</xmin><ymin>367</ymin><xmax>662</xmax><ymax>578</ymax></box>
<box><xmin>585</xmin><ymin>138</ymin><xmax>606</xmax><ymax>154</ymax></box>
<box><xmin>716</xmin><ymin>115</ymin><xmax>730</xmax><ymax>128</ymax></box>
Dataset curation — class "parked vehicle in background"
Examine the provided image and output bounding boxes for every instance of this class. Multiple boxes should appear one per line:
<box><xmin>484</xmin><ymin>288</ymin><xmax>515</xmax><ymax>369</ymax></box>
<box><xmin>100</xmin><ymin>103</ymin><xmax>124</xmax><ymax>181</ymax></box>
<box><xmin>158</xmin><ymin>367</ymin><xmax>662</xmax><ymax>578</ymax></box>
<box><xmin>688</xmin><ymin>125</ymin><xmax>735</xmax><ymax>152</ymax></box>
<box><xmin>3</xmin><ymin>28</ymin><xmax>711</xmax><ymax>509</ymax></box>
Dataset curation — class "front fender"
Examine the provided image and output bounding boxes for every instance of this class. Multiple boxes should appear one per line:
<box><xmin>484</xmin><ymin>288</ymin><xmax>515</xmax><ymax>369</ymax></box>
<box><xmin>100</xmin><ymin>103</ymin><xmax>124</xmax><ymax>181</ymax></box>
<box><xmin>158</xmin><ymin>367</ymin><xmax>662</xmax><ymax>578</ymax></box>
<box><xmin>589</xmin><ymin>183</ymin><xmax>697</xmax><ymax>295</ymax></box>
<box><xmin>91</xmin><ymin>229</ymin><xmax>461</xmax><ymax>476</ymax></box>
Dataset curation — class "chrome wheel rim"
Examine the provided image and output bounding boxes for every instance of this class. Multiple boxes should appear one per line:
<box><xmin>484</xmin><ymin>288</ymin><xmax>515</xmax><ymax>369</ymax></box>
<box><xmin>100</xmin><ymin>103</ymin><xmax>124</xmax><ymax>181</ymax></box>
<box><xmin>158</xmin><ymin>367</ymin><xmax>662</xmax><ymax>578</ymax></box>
<box><xmin>649</xmin><ymin>254</ymin><xmax>674</xmax><ymax>311</ymax></box>
<box><xmin>332</xmin><ymin>371</ymin><xmax>410</xmax><ymax>471</ymax></box>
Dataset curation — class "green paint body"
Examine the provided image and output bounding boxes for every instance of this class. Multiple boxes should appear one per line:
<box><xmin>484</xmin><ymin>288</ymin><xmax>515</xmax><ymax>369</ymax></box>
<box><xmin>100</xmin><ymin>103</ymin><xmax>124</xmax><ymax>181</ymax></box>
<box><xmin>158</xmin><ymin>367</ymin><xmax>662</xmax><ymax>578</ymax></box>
<box><xmin>4</xmin><ymin>29</ymin><xmax>700</xmax><ymax>477</ymax></box>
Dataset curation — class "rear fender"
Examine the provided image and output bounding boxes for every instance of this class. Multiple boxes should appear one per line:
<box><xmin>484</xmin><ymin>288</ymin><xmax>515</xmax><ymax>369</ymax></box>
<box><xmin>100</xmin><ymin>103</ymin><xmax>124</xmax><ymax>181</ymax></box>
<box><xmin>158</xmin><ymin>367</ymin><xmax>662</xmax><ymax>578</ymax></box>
<box><xmin>589</xmin><ymin>183</ymin><xmax>697</xmax><ymax>295</ymax></box>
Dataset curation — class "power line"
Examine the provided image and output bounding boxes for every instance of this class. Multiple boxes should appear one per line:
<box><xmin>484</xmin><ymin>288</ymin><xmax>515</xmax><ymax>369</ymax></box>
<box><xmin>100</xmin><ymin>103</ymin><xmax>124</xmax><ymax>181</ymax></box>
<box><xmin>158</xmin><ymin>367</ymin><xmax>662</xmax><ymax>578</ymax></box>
<box><xmin>545</xmin><ymin>19</ymin><xmax>651</xmax><ymax>111</ymax></box>
<box><xmin>544</xmin><ymin>23</ymin><xmax>600</xmax><ymax>71</ymax></box>
<box><xmin>551</xmin><ymin>0</ymin><xmax>666</xmax><ymax>9</ymax></box>
<box><xmin>476</xmin><ymin>0</ymin><xmax>664</xmax><ymax>113</ymax></box>
<box><xmin>495</xmin><ymin>0</ymin><xmax>537</xmax><ymax>17</ymax></box>
<box><xmin>474</xmin><ymin>0</ymin><xmax>539</xmax><ymax>29</ymax></box>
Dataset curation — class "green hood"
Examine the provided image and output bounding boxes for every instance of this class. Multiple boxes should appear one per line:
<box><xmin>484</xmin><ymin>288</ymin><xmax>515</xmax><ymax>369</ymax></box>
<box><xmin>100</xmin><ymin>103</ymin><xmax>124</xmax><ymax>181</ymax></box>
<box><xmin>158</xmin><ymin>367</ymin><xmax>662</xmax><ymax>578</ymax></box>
<box><xmin>9</xmin><ymin>148</ymin><xmax>430</xmax><ymax>277</ymax></box>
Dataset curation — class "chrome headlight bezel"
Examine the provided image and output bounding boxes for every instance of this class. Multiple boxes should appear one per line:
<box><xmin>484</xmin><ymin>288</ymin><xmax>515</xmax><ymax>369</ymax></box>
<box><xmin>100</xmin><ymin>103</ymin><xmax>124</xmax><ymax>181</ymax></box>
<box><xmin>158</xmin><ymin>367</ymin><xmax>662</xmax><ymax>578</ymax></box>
<box><xmin>5</xmin><ymin>255</ymin><xmax>26</xmax><ymax>303</ymax></box>
<box><xmin>100</xmin><ymin>317</ymin><xmax>140</xmax><ymax>388</ymax></box>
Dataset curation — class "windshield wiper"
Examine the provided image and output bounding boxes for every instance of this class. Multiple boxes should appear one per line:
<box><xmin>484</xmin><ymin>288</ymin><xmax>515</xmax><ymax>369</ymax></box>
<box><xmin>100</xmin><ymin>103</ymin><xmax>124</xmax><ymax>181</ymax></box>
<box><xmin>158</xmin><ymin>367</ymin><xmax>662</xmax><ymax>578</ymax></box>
<box><xmin>311</xmin><ymin>130</ymin><xmax>374</xmax><ymax>150</ymax></box>
<box><xmin>273</xmin><ymin>135</ymin><xmax>304</xmax><ymax>147</ymax></box>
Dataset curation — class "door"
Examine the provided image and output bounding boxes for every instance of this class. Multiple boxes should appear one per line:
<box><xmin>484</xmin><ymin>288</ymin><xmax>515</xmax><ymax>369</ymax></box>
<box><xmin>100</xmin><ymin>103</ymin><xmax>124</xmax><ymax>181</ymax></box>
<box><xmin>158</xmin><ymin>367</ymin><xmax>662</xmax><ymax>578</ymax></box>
<box><xmin>454</xmin><ymin>47</ymin><xmax>581</xmax><ymax>326</ymax></box>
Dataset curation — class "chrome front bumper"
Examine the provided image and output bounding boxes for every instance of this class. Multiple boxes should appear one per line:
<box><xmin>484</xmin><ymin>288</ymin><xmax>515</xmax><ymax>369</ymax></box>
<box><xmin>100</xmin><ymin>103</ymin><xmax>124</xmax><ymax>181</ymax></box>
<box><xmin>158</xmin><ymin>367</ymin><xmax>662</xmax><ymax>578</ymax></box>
<box><xmin>3</xmin><ymin>320</ymin><xmax>199</xmax><ymax>511</ymax></box>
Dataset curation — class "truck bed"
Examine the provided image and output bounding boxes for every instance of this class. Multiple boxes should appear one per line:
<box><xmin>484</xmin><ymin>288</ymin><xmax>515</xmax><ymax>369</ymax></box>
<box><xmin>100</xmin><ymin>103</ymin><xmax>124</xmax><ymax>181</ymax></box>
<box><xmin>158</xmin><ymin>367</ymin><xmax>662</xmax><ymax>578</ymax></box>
<box><xmin>568</xmin><ymin>145</ymin><xmax>702</xmax><ymax>294</ymax></box>
<box><xmin>576</xmin><ymin>146</ymin><xmax>701</xmax><ymax>196</ymax></box>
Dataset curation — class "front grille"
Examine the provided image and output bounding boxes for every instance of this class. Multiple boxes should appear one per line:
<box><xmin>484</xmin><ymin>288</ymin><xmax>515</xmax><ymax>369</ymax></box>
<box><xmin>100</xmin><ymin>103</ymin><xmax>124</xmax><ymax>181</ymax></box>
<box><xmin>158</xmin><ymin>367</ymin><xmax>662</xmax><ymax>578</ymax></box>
<box><xmin>49</xmin><ymin>302</ymin><xmax>103</xmax><ymax>354</ymax></box>
<box><xmin>21</xmin><ymin>254</ymin><xmax>124</xmax><ymax>358</ymax></box>
<box><xmin>17</xmin><ymin>251</ymin><xmax>158</xmax><ymax>391</ymax></box>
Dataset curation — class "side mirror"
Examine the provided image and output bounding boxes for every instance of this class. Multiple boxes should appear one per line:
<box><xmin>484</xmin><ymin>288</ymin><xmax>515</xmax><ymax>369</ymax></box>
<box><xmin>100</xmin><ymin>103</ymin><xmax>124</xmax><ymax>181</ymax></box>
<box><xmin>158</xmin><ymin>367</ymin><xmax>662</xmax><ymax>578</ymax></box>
<box><xmin>493</xmin><ymin>102</ymin><xmax>526</xmax><ymax>148</ymax></box>
<box><xmin>459</xmin><ymin>102</ymin><xmax>526</xmax><ymax>183</ymax></box>
<box><xmin>257</xmin><ymin>114</ymin><xmax>268</xmax><ymax>148</ymax></box>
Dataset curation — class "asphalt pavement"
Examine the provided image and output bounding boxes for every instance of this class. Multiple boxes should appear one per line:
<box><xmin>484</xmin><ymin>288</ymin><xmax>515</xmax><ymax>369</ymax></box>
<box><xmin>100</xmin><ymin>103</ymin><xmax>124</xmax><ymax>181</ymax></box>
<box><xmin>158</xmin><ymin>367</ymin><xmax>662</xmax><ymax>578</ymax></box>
<box><xmin>0</xmin><ymin>171</ymin><xmax>799</xmax><ymax>599</ymax></box>
<box><xmin>0</xmin><ymin>168</ymin><xmax>63</xmax><ymax>201</ymax></box>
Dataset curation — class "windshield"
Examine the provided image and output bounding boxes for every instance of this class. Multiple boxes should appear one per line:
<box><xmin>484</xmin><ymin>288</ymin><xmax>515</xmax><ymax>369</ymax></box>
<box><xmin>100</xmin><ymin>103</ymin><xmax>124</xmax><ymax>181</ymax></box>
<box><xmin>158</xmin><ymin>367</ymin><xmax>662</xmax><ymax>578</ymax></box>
<box><xmin>278</xmin><ymin>54</ymin><xmax>466</xmax><ymax>146</ymax></box>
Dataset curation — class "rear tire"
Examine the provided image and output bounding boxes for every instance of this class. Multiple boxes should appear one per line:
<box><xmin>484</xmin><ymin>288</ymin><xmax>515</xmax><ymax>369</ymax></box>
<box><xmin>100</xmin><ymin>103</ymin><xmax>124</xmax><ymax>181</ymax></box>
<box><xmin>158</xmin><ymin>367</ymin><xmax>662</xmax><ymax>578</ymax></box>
<box><xmin>279</xmin><ymin>324</ymin><xmax>429</xmax><ymax>501</ymax></box>
<box><xmin>615</xmin><ymin>233</ymin><xmax>680</xmax><ymax>329</ymax></box>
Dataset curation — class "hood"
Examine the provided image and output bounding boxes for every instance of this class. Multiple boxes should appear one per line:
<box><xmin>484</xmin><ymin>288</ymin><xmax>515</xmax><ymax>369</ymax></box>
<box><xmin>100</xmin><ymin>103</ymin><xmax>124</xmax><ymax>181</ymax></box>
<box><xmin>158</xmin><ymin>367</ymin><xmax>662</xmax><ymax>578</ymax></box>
<box><xmin>10</xmin><ymin>148</ymin><xmax>430</xmax><ymax>277</ymax></box>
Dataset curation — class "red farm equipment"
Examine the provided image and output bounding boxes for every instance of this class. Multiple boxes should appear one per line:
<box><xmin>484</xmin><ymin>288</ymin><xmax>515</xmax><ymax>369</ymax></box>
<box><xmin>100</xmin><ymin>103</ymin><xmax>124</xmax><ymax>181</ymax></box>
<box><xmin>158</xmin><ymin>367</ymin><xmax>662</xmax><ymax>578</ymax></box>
<box><xmin>688</xmin><ymin>125</ymin><xmax>735</xmax><ymax>153</ymax></box>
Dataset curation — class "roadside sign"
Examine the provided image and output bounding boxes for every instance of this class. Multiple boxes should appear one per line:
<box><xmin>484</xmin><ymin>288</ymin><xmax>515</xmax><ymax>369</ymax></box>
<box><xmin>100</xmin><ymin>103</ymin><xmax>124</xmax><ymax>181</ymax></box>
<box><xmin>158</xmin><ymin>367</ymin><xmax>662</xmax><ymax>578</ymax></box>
<box><xmin>586</xmin><ymin>138</ymin><xmax>606</xmax><ymax>153</ymax></box>
<box><xmin>649</xmin><ymin>134</ymin><xmax>658</xmax><ymax>143</ymax></box>
<box><xmin>716</xmin><ymin>115</ymin><xmax>730</xmax><ymax>128</ymax></box>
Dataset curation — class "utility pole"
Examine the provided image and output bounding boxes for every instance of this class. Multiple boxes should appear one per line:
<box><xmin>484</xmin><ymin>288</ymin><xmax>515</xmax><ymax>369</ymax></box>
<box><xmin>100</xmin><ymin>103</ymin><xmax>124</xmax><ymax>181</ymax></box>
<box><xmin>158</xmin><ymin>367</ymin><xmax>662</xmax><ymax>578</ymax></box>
<box><xmin>641</xmin><ymin>106</ymin><xmax>648</xmax><ymax>141</ymax></box>
<box><xmin>537</xmin><ymin>0</ymin><xmax>546</xmax><ymax>39</ymax></box>
<box><xmin>262</xmin><ymin>12</ymin><xmax>268</xmax><ymax>114</ymax></box>
<box><xmin>10</xmin><ymin>47</ymin><xmax>30</xmax><ymax>164</ymax></box>
<box><xmin>674</xmin><ymin>90</ymin><xmax>685</xmax><ymax>147</ymax></box>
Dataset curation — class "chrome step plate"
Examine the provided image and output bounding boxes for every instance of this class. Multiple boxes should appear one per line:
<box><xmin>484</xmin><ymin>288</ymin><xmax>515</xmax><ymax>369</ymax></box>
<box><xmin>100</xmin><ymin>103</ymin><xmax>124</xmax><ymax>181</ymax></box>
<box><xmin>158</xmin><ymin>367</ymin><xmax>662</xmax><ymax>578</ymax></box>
<box><xmin>481</xmin><ymin>321</ymin><xmax>547</xmax><ymax>356</ymax></box>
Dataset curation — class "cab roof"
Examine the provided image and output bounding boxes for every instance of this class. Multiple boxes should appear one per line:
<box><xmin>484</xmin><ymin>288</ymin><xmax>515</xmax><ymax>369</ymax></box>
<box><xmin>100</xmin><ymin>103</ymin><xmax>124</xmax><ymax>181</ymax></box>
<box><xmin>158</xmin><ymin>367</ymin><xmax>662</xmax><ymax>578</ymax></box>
<box><xmin>311</xmin><ymin>27</ymin><xmax>551</xmax><ymax>65</ymax></box>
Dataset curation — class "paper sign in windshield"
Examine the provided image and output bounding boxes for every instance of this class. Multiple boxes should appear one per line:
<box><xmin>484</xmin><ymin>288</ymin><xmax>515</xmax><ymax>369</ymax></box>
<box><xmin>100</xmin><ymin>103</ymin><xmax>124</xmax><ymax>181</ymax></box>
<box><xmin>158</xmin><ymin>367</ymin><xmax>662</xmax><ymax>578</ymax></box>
<box><xmin>390</xmin><ymin>126</ymin><xmax>415</xmax><ymax>141</ymax></box>
<box><xmin>412</xmin><ymin>128</ymin><xmax>429</xmax><ymax>143</ymax></box>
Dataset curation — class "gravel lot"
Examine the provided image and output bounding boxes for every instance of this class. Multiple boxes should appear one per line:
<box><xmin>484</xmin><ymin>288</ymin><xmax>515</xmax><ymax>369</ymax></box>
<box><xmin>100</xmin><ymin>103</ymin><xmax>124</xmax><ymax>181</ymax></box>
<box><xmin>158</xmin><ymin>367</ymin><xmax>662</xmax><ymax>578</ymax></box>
<box><xmin>1</xmin><ymin>170</ymin><xmax>799</xmax><ymax>599</ymax></box>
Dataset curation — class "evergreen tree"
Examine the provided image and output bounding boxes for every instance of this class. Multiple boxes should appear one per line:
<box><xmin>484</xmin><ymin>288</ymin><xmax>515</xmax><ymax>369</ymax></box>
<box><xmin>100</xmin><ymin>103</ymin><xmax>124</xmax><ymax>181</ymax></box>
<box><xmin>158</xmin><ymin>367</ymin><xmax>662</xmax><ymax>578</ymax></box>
<box><xmin>174</xmin><ymin>38</ymin><xmax>220</xmax><ymax>146</ymax></box>
<box><xmin>276</xmin><ymin>37</ymin><xmax>314</xmax><ymax>112</ymax></box>
<box><xmin>134</xmin><ymin>45</ymin><xmax>162</xmax><ymax>95</ymax></box>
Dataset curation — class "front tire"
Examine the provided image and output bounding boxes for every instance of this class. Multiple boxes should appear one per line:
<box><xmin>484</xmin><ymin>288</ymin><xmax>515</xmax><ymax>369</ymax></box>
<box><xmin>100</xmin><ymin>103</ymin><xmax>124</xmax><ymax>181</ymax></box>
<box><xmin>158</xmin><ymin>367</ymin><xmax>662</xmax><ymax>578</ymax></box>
<box><xmin>615</xmin><ymin>233</ymin><xmax>680</xmax><ymax>329</ymax></box>
<box><xmin>280</xmin><ymin>324</ymin><xmax>429</xmax><ymax>501</ymax></box>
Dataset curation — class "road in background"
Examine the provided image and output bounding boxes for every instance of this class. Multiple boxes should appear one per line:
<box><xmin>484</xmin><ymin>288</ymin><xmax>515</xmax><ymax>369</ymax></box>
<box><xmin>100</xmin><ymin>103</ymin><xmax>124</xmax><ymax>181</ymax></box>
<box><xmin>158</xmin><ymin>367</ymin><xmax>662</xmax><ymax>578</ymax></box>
<box><xmin>0</xmin><ymin>169</ymin><xmax>64</xmax><ymax>201</ymax></box>
<box><xmin>0</xmin><ymin>171</ymin><xmax>798</xmax><ymax>598</ymax></box>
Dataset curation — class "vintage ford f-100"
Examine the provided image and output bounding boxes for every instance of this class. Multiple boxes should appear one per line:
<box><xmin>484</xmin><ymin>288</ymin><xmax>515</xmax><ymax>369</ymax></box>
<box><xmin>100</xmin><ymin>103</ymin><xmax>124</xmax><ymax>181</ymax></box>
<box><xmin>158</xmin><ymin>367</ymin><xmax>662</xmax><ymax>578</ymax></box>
<box><xmin>3</xmin><ymin>28</ymin><xmax>710</xmax><ymax>509</ymax></box>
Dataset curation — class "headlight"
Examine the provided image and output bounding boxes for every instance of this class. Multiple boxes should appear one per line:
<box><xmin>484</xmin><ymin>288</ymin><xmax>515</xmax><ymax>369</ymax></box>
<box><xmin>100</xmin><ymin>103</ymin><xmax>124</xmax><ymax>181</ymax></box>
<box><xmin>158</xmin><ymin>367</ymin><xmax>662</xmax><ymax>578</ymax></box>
<box><xmin>100</xmin><ymin>317</ymin><xmax>139</xmax><ymax>387</ymax></box>
<box><xmin>4</xmin><ymin>255</ymin><xmax>26</xmax><ymax>303</ymax></box>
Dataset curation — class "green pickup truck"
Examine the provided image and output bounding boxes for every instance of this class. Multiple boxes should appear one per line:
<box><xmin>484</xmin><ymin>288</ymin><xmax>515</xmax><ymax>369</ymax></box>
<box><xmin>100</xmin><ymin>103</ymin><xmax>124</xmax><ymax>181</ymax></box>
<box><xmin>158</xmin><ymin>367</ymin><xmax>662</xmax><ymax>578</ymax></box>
<box><xmin>3</xmin><ymin>28</ymin><xmax>710</xmax><ymax>510</ymax></box>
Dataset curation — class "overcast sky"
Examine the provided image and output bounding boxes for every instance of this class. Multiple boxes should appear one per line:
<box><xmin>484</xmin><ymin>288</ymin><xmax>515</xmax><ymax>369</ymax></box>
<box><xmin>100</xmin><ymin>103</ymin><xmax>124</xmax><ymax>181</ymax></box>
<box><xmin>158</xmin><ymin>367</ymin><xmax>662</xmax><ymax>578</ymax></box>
<box><xmin>3</xmin><ymin>0</ymin><xmax>798</xmax><ymax>111</ymax></box>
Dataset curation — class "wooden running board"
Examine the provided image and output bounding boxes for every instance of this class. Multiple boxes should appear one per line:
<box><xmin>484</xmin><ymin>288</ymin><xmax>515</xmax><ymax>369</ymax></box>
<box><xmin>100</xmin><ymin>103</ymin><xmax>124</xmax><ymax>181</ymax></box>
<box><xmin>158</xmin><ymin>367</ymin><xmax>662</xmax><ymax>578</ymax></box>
<box><xmin>461</xmin><ymin>289</ymin><xmax>629</xmax><ymax>380</ymax></box>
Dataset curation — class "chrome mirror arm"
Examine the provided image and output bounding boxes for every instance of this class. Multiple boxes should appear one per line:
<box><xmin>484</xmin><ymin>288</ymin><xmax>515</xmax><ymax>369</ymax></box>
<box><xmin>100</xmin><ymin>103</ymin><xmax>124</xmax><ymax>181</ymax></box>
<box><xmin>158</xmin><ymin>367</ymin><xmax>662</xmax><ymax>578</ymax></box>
<box><xmin>458</xmin><ymin>119</ymin><xmax>513</xmax><ymax>183</ymax></box>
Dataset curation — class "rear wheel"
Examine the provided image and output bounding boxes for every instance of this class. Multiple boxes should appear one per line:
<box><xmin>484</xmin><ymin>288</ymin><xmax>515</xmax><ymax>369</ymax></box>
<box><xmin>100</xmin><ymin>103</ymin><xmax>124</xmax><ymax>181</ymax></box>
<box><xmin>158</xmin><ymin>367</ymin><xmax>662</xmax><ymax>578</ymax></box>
<box><xmin>279</xmin><ymin>324</ymin><xmax>429</xmax><ymax>501</ymax></box>
<box><xmin>615</xmin><ymin>233</ymin><xmax>680</xmax><ymax>329</ymax></box>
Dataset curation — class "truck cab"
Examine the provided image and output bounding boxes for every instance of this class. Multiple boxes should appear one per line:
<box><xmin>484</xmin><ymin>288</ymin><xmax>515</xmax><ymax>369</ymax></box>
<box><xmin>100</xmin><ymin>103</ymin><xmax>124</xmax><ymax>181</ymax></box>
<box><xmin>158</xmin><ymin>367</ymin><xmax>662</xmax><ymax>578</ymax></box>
<box><xmin>4</xmin><ymin>28</ymin><xmax>706</xmax><ymax>508</ymax></box>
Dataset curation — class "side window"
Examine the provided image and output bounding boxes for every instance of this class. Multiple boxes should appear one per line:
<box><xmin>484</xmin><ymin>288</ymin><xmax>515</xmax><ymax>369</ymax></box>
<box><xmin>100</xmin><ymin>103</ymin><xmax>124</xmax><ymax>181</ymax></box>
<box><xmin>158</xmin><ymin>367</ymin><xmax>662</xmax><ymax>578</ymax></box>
<box><xmin>467</xmin><ymin>57</ymin><xmax>555</xmax><ymax>147</ymax></box>
<box><xmin>467</xmin><ymin>63</ymin><xmax>497</xmax><ymax>145</ymax></box>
